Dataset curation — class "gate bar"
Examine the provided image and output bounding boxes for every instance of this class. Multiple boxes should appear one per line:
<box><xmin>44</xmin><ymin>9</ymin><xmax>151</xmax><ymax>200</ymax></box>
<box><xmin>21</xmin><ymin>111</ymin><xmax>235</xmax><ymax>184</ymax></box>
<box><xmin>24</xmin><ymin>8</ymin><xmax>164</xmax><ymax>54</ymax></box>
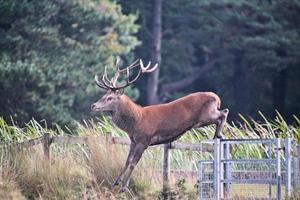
<box><xmin>285</xmin><ymin>138</ymin><xmax>291</xmax><ymax>197</ymax></box>
<box><xmin>276</xmin><ymin>138</ymin><xmax>281</xmax><ymax>200</ymax></box>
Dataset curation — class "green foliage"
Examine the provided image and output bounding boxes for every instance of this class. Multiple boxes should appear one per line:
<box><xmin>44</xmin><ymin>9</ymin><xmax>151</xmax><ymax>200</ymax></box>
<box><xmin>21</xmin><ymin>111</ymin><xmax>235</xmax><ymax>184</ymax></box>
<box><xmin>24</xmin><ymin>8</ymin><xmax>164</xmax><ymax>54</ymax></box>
<box><xmin>1</xmin><ymin>0</ymin><xmax>300</xmax><ymax>125</ymax></box>
<box><xmin>0</xmin><ymin>60</ymin><xmax>47</xmax><ymax>123</ymax></box>
<box><xmin>0</xmin><ymin>0</ymin><xmax>140</xmax><ymax>125</ymax></box>
<box><xmin>0</xmin><ymin>114</ymin><xmax>299</xmax><ymax>199</ymax></box>
<box><xmin>121</xmin><ymin>0</ymin><xmax>300</xmax><ymax>119</ymax></box>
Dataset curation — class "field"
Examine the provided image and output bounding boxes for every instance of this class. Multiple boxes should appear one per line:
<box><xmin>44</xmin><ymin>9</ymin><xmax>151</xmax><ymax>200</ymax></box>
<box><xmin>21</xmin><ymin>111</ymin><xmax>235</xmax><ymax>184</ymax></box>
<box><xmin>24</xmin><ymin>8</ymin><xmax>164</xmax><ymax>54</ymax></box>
<box><xmin>0</xmin><ymin>113</ymin><xmax>299</xmax><ymax>199</ymax></box>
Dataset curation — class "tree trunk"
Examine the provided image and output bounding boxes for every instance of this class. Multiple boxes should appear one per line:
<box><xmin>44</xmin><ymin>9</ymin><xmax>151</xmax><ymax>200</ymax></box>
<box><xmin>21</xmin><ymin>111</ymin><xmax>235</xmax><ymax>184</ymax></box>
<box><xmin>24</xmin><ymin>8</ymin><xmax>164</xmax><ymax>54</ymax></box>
<box><xmin>160</xmin><ymin>60</ymin><xmax>216</xmax><ymax>94</ymax></box>
<box><xmin>147</xmin><ymin>0</ymin><xmax>162</xmax><ymax>105</ymax></box>
<box><xmin>272</xmin><ymin>69</ymin><xmax>287</xmax><ymax>117</ymax></box>
<box><xmin>233</xmin><ymin>50</ymin><xmax>250</xmax><ymax>116</ymax></box>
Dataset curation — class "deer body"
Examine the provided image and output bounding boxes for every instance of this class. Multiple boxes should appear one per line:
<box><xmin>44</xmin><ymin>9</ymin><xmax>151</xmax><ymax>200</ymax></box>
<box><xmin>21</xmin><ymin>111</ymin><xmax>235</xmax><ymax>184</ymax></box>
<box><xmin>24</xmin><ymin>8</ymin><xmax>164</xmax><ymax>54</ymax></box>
<box><xmin>112</xmin><ymin>92</ymin><xmax>221</xmax><ymax>144</ymax></box>
<box><xmin>91</xmin><ymin>59</ymin><xmax>229</xmax><ymax>192</ymax></box>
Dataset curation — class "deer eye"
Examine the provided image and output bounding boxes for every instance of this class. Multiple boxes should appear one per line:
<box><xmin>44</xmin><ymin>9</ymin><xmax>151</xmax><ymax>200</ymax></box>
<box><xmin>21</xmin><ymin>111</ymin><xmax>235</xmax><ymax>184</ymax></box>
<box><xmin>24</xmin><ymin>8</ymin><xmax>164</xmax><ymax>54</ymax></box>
<box><xmin>107</xmin><ymin>97</ymin><xmax>113</xmax><ymax>101</ymax></box>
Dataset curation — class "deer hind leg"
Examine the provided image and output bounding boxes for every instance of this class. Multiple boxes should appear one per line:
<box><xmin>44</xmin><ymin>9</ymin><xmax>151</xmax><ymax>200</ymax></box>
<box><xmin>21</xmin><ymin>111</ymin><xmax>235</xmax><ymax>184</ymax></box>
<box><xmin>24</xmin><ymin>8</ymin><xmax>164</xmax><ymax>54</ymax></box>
<box><xmin>113</xmin><ymin>142</ymin><xmax>136</xmax><ymax>186</ymax></box>
<box><xmin>213</xmin><ymin>108</ymin><xmax>229</xmax><ymax>139</ymax></box>
<box><xmin>119</xmin><ymin>143</ymin><xmax>147</xmax><ymax>192</ymax></box>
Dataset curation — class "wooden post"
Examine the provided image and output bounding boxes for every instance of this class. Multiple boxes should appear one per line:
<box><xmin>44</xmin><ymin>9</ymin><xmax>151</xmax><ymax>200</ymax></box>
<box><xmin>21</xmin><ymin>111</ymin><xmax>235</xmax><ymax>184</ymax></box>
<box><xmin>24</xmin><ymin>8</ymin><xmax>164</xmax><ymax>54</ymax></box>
<box><xmin>43</xmin><ymin>132</ymin><xmax>51</xmax><ymax>160</ymax></box>
<box><xmin>162</xmin><ymin>142</ymin><xmax>171</xmax><ymax>199</ymax></box>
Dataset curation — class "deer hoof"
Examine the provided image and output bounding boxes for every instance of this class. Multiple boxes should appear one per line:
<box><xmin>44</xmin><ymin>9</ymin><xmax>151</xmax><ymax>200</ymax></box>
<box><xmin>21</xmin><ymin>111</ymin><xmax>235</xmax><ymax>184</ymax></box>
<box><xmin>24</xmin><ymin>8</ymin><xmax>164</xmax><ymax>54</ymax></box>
<box><xmin>213</xmin><ymin>135</ymin><xmax>223</xmax><ymax>139</ymax></box>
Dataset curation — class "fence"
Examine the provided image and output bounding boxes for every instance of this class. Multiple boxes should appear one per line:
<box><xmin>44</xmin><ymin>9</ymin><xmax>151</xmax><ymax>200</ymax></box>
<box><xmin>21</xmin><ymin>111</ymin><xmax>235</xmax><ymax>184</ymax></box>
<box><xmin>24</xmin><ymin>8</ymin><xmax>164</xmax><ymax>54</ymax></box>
<box><xmin>1</xmin><ymin>133</ymin><xmax>299</xmax><ymax>199</ymax></box>
<box><xmin>198</xmin><ymin>138</ymin><xmax>299</xmax><ymax>200</ymax></box>
<box><xmin>0</xmin><ymin>132</ymin><xmax>212</xmax><ymax>189</ymax></box>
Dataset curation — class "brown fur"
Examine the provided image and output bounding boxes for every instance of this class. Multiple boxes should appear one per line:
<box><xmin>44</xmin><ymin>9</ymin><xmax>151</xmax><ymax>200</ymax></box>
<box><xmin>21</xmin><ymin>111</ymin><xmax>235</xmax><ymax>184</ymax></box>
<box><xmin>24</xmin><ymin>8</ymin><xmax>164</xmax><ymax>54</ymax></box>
<box><xmin>91</xmin><ymin>91</ymin><xmax>228</xmax><ymax>191</ymax></box>
<box><xmin>114</xmin><ymin>92</ymin><xmax>222</xmax><ymax>142</ymax></box>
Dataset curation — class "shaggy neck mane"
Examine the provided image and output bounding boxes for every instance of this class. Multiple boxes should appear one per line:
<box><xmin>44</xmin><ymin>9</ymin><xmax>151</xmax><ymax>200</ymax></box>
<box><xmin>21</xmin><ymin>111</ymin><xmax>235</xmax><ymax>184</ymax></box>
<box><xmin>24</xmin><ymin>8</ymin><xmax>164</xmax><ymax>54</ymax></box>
<box><xmin>112</xmin><ymin>95</ymin><xmax>141</xmax><ymax>133</ymax></box>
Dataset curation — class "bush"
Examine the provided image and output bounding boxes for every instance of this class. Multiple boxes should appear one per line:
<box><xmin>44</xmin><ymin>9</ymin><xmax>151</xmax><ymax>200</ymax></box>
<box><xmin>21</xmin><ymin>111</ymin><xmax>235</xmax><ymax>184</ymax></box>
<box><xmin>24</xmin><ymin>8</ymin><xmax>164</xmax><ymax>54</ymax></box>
<box><xmin>0</xmin><ymin>0</ymin><xmax>140</xmax><ymax>125</ymax></box>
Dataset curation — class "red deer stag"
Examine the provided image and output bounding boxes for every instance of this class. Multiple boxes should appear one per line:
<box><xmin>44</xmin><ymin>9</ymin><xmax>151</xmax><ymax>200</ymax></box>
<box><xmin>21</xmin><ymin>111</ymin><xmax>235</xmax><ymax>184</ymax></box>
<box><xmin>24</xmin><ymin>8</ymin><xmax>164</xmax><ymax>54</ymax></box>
<box><xmin>91</xmin><ymin>58</ymin><xmax>229</xmax><ymax>192</ymax></box>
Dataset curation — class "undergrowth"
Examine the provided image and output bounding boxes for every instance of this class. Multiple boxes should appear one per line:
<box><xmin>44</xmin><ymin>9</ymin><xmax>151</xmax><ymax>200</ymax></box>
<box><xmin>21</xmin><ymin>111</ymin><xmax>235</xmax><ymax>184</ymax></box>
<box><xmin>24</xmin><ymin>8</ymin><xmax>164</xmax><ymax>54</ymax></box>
<box><xmin>0</xmin><ymin>112</ymin><xmax>299</xmax><ymax>199</ymax></box>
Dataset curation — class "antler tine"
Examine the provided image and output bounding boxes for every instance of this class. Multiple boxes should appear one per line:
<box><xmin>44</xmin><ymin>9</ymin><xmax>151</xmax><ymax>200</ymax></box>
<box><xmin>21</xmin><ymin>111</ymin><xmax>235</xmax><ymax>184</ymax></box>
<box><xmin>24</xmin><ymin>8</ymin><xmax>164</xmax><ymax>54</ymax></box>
<box><xmin>94</xmin><ymin>58</ymin><xmax>158</xmax><ymax>91</ymax></box>
<box><xmin>112</xmin><ymin>72</ymin><xmax>120</xmax><ymax>87</ymax></box>
<box><xmin>111</xmin><ymin>57</ymin><xmax>121</xmax><ymax>87</ymax></box>
<box><xmin>127</xmin><ymin>68</ymin><xmax>142</xmax><ymax>84</ymax></box>
<box><xmin>121</xmin><ymin>59</ymin><xmax>157</xmax><ymax>86</ymax></box>
<box><xmin>110</xmin><ymin>67</ymin><xmax>142</xmax><ymax>90</ymax></box>
<box><xmin>115</xmin><ymin>57</ymin><xmax>121</xmax><ymax>70</ymax></box>
<box><xmin>95</xmin><ymin>75</ymin><xmax>109</xmax><ymax>89</ymax></box>
<box><xmin>112</xmin><ymin>58</ymin><xmax>139</xmax><ymax>87</ymax></box>
<box><xmin>117</xmin><ymin>59</ymin><xmax>140</xmax><ymax>73</ymax></box>
<box><xmin>116</xmin><ymin>59</ymin><xmax>158</xmax><ymax>88</ymax></box>
<box><xmin>112</xmin><ymin>58</ymin><xmax>140</xmax><ymax>88</ymax></box>
<box><xmin>126</xmin><ymin>59</ymin><xmax>140</xmax><ymax>69</ymax></box>
<box><xmin>139</xmin><ymin>59</ymin><xmax>158</xmax><ymax>72</ymax></box>
<box><xmin>102</xmin><ymin>66</ymin><xmax>114</xmax><ymax>88</ymax></box>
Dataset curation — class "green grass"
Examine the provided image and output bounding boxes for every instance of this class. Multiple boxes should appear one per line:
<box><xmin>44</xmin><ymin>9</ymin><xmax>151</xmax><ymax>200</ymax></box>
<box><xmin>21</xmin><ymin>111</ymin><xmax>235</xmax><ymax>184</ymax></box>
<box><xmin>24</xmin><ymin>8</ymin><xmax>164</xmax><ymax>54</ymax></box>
<box><xmin>0</xmin><ymin>113</ymin><xmax>299</xmax><ymax>199</ymax></box>
<box><xmin>231</xmin><ymin>184</ymin><xmax>286</xmax><ymax>198</ymax></box>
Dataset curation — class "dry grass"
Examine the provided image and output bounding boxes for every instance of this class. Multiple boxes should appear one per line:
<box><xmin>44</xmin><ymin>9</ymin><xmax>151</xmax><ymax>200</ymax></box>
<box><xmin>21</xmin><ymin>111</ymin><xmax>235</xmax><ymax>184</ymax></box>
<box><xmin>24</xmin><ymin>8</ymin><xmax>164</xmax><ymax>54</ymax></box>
<box><xmin>0</xmin><ymin>141</ymin><xmax>159</xmax><ymax>200</ymax></box>
<box><xmin>287</xmin><ymin>193</ymin><xmax>300</xmax><ymax>200</ymax></box>
<box><xmin>0</xmin><ymin>113</ymin><xmax>299</xmax><ymax>199</ymax></box>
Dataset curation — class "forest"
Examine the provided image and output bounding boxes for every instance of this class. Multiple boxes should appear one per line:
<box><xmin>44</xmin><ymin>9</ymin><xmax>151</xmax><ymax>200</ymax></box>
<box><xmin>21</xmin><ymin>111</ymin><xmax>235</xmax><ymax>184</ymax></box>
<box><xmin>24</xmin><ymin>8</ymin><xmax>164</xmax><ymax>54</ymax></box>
<box><xmin>1</xmin><ymin>0</ymin><xmax>299</xmax><ymax>126</ymax></box>
<box><xmin>1</xmin><ymin>1</ymin><xmax>300</xmax><ymax>199</ymax></box>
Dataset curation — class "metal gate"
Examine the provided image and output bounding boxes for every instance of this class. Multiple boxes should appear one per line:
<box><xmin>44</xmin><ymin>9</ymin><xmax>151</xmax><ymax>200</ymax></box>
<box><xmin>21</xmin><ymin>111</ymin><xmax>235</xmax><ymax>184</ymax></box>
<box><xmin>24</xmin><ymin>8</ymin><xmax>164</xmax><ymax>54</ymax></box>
<box><xmin>198</xmin><ymin>138</ymin><xmax>297</xmax><ymax>200</ymax></box>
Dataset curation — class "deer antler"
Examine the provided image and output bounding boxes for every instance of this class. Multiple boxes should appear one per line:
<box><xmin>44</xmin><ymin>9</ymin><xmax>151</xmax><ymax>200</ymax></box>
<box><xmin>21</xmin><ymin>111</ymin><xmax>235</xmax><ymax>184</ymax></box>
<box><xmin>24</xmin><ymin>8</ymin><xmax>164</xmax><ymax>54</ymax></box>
<box><xmin>95</xmin><ymin>58</ymin><xmax>158</xmax><ymax>91</ymax></box>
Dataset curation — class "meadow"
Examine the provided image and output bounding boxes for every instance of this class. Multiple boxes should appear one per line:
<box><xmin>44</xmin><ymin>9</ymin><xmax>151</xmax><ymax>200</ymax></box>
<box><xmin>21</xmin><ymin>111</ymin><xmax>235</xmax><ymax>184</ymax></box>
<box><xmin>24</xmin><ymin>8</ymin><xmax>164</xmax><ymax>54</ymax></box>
<box><xmin>0</xmin><ymin>113</ymin><xmax>299</xmax><ymax>199</ymax></box>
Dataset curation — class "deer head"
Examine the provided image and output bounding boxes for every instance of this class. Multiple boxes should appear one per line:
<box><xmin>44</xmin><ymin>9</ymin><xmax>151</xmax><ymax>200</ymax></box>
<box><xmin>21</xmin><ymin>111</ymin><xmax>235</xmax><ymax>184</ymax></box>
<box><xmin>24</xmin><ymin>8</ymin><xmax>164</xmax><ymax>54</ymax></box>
<box><xmin>91</xmin><ymin>58</ymin><xmax>158</xmax><ymax>112</ymax></box>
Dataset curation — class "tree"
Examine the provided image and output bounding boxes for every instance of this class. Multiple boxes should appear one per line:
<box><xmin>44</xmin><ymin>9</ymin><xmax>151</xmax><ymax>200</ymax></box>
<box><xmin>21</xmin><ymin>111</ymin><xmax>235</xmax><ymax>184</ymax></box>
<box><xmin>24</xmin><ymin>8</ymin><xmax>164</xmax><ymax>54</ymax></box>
<box><xmin>0</xmin><ymin>0</ymin><xmax>140</xmax><ymax>124</ymax></box>
<box><xmin>120</xmin><ymin>0</ymin><xmax>300</xmax><ymax>120</ymax></box>
<box><xmin>147</xmin><ymin>0</ymin><xmax>162</xmax><ymax>105</ymax></box>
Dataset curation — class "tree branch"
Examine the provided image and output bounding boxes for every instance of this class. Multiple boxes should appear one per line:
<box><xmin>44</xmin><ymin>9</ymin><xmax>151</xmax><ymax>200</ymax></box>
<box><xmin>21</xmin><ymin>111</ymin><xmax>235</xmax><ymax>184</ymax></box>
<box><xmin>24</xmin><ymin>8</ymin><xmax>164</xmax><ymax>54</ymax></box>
<box><xmin>160</xmin><ymin>59</ymin><xmax>216</xmax><ymax>94</ymax></box>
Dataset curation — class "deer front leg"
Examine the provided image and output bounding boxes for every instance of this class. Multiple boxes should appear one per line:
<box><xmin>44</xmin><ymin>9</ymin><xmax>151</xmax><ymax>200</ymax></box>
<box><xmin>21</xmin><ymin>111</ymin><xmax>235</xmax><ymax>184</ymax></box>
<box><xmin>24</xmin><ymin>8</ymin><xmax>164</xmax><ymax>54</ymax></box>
<box><xmin>113</xmin><ymin>142</ymin><xmax>136</xmax><ymax>186</ymax></box>
<box><xmin>119</xmin><ymin>143</ymin><xmax>147</xmax><ymax>192</ymax></box>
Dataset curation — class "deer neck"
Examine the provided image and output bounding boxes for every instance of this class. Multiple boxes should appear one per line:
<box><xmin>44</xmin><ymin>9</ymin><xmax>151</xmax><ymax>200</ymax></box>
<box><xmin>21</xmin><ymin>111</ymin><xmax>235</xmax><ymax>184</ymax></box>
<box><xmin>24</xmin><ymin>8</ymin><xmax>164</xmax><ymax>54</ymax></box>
<box><xmin>112</xmin><ymin>95</ymin><xmax>141</xmax><ymax>134</ymax></box>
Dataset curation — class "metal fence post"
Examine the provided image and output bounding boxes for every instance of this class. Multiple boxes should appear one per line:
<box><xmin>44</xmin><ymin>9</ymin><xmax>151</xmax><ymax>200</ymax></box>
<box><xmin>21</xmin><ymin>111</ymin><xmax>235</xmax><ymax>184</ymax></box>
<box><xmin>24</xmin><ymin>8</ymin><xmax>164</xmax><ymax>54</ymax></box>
<box><xmin>268</xmin><ymin>142</ymin><xmax>272</xmax><ymax>199</ymax></box>
<box><xmin>224</xmin><ymin>142</ymin><xmax>231</xmax><ymax>198</ymax></box>
<box><xmin>285</xmin><ymin>138</ymin><xmax>291</xmax><ymax>197</ymax></box>
<box><xmin>198</xmin><ymin>161</ymin><xmax>203</xmax><ymax>200</ymax></box>
<box><xmin>214</xmin><ymin>138</ymin><xmax>221</xmax><ymax>200</ymax></box>
<box><xmin>220</xmin><ymin>142</ymin><xmax>224</xmax><ymax>199</ymax></box>
<box><xmin>276</xmin><ymin>138</ymin><xmax>281</xmax><ymax>200</ymax></box>
<box><xmin>294</xmin><ymin>144</ymin><xmax>300</xmax><ymax>191</ymax></box>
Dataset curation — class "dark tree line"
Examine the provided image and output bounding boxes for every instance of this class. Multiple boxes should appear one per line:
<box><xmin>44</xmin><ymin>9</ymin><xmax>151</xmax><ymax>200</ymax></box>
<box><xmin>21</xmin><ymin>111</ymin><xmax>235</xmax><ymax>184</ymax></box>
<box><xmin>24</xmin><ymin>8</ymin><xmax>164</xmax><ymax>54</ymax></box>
<box><xmin>0</xmin><ymin>0</ymin><xmax>299</xmax><ymax>125</ymax></box>
<box><xmin>121</xmin><ymin>0</ymin><xmax>300</xmax><ymax>122</ymax></box>
<box><xmin>0</xmin><ymin>0</ymin><xmax>140</xmax><ymax>124</ymax></box>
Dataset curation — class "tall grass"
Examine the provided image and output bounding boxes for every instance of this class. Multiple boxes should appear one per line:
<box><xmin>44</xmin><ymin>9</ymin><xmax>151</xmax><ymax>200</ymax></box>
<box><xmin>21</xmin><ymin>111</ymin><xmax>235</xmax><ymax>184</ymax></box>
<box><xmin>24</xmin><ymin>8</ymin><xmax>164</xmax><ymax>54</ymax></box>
<box><xmin>0</xmin><ymin>141</ymin><xmax>156</xmax><ymax>199</ymax></box>
<box><xmin>0</xmin><ymin>113</ymin><xmax>299</xmax><ymax>199</ymax></box>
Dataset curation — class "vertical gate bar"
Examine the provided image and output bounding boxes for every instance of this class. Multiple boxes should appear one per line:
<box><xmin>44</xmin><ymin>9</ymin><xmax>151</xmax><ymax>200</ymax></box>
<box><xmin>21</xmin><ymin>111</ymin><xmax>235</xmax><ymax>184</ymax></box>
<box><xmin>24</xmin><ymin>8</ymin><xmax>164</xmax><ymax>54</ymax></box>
<box><xmin>214</xmin><ymin>138</ymin><xmax>221</xmax><ymax>200</ymax></box>
<box><xmin>224</xmin><ymin>141</ymin><xmax>231</xmax><ymax>199</ymax></box>
<box><xmin>276</xmin><ymin>138</ymin><xmax>281</xmax><ymax>200</ymax></box>
<box><xmin>198</xmin><ymin>161</ymin><xmax>203</xmax><ymax>200</ymax></box>
<box><xmin>285</xmin><ymin>138</ymin><xmax>291</xmax><ymax>197</ymax></box>
<box><xmin>291</xmin><ymin>140</ymin><xmax>295</xmax><ymax>190</ymax></box>
<box><xmin>293</xmin><ymin>142</ymin><xmax>299</xmax><ymax>192</ymax></box>
<box><xmin>268</xmin><ymin>142</ymin><xmax>272</xmax><ymax>199</ymax></box>
<box><xmin>220</xmin><ymin>142</ymin><xmax>224</xmax><ymax>199</ymax></box>
<box><xmin>199</xmin><ymin>140</ymin><xmax>203</xmax><ymax>200</ymax></box>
